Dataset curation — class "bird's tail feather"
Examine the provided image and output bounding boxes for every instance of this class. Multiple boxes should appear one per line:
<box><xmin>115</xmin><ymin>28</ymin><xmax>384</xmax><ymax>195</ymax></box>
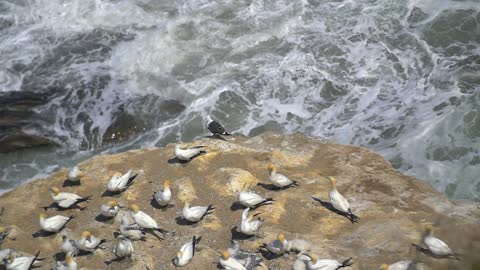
<box><xmin>78</xmin><ymin>195</ymin><xmax>92</xmax><ymax>203</ymax></box>
<box><xmin>154</xmin><ymin>227</ymin><xmax>170</xmax><ymax>235</ymax></box>
<box><xmin>28</xmin><ymin>251</ymin><xmax>41</xmax><ymax>269</ymax></box>
<box><xmin>449</xmin><ymin>253</ymin><xmax>461</xmax><ymax>260</ymax></box>
<box><xmin>347</xmin><ymin>209</ymin><xmax>360</xmax><ymax>223</ymax></box>
<box><xmin>192</xmin><ymin>236</ymin><xmax>201</xmax><ymax>256</ymax></box>
<box><xmin>255</xmin><ymin>198</ymin><xmax>274</xmax><ymax>208</ymax></box>
<box><xmin>95</xmin><ymin>239</ymin><xmax>107</xmax><ymax>249</ymax></box>
<box><xmin>288</xmin><ymin>181</ymin><xmax>300</xmax><ymax>187</ymax></box>
<box><xmin>338</xmin><ymin>257</ymin><xmax>353</xmax><ymax>269</ymax></box>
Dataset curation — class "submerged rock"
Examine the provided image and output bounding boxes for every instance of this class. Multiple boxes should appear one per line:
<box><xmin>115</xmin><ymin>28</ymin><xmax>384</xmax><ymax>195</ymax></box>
<box><xmin>0</xmin><ymin>133</ymin><xmax>478</xmax><ymax>269</ymax></box>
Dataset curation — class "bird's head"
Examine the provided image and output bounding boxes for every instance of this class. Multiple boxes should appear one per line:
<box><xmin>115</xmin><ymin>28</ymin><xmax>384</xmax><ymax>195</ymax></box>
<box><xmin>424</xmin><ymin>224</ymin><xmax>433</xmax><ymax>235</ymax></box>
<box><xmin>130</xmin><ymin>204</ymin><xmax>140</xmax><ymax>213</ymax></box>
<box><xmin>178</xmin><ymin>144</ymin><xmax>189</xmax><ymax>150</ymax></box>
<box><xmin>305</xmin><ymin>253</ymin><xmax>318</xmax><ymax>264</ymax></box>
<box><xmin>176</xmin><ymin>251</ymin><xmax>183</xmax><ymax>258</ymax></box>
<box><xmin>164</xmin><ymin>179</ymin><xmax>171</xmax><ymax>189</ymax></box>
<box><xmin>108</xmin><ymin>200</ymin><xmax>119</xmax><ymax>207</ymax></box>
<box><xmin>0</xmin><ymin>226</ymin><xmax>6</xmax><ymax>233</ymax></box>
<box><xmin>379</xmin><ymin>264</ymin><xmax>389</xmax><ymax>270</ymax></box>
<box><xmin>219</xmin><ymin>250</ymin><xmax>230</xmax><ymax>260</ymax></box>
<box><xmin>278</xmin><ymin>233</ymin><xmax>286</xmax><ymax>242</ymax></box>
<box><xmin>81</xmin><ymin>231</ymin><xmax>92</xmax><ymax>240</ymax></box>
<box><xmin>65</xmin><ymin>252</ymin><xmax>74</xmax><ymax>264</ymax></box>
<box><xmin>267</xmin><ymin>164</ymin><xmax>277</xmax><ymax>172</ymax></box>
<box><xmin>74</xmin><ymin>166</ymin><xmax>86</xmax><ymax>177</ymax></box>
<box><xmin>39</xmin><ymin>213</ymin><xmax>47</xmax><ymax>220</ymax></box>
<box><xmin>49</xmin><ymin>187</ymin><xmax>60</xmax><ymax>195</ymax></box>
<box><xmin>327</xmin><ymin>176</ymin><xmax>337</xmax><ymax>187</ymax></box>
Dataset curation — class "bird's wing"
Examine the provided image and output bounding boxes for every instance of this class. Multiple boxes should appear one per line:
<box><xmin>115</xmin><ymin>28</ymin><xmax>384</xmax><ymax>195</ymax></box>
<box><xmin>243</xmin><ymin>193</ymin><xmax>263</xmax><ymax>205</ymax></box>
<box><xmin>137</xmin><ymin>212</ymin><xmax>157</xmax><ymax>228</ymax></box>
<box><xmin>57</xmin><ymin>198</ymin><xmax>77</xmax><ymax>208</ymax></box>
<box><xmin>329</xmin><ymin>190</ymin><xmax>349</xmax><ymax>212</ymax></box>
<box><xmin>311</xmin><ymin>259</ymin><xmax>340</xmax><ymax>270</ymax></box>
<box><xmin>426</xmin><ymin>237</ymin><xmax>452</xmax><ymax>254</ymax></box>
<box><xmin>180</xmin><ymin>242</ymin><xmax>193</xmax><ymax>259</ymax></box>
<box><xmin>49</xmin><ymin>216</ymin><xmax>69</xmax><ymax>228</ymax></box>
<box><xmin>276</xmin><ymin>174</ymin><xmax>292</xmax><ymax>185</ymax></box>
<box><xmin>208</xmin><ymin>121</ymin><xmax>227</xmax><ymax>134</ymax></box>
<box><xmin>191</xmin><ymin>206</ymin><xmax>207</xmax><ymax>217</ymax></box>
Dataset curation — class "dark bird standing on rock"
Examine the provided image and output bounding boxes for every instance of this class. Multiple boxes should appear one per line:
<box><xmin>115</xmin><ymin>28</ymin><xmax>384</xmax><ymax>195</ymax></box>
<box><xmin>207</xmin><ymin>115</ymin><xmax>230</xmax><ymax>136</ymax></box>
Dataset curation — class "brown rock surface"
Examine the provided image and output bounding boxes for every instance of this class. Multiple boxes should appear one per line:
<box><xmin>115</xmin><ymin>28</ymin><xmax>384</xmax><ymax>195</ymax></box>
<box><xmin>0</xmin><ymin>133</ymin><xmax>479</xmax><ymax>270</ymax></box>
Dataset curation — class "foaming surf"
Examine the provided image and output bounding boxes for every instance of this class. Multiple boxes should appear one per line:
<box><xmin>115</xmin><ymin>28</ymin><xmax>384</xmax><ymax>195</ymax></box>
<box><xmin>0</xmin><ymin>0</ymin><xmax>479</xmax><ymax>199</ymax></box>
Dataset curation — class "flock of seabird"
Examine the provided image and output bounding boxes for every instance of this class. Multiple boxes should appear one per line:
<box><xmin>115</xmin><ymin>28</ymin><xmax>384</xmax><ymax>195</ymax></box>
<box><xmin>0</xmin><ymin>116</ymin><xmax>461</xmax><ymax>270</ymax></box>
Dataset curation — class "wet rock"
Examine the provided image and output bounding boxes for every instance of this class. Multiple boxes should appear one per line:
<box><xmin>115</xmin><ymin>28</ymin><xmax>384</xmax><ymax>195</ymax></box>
<box><xmin>102</xmin><ymin>97</ymin><xmax>185</xmax><ymax>145</ymax></box>
<box><xmin>0</xmin><ymin>91</ymin><xmax>58</xmax><ymax>153</ymax></box>
<box><xmin>0</xmin><ymin>133</ymin><xmax>478</xmax><ymax>269</ymax></box>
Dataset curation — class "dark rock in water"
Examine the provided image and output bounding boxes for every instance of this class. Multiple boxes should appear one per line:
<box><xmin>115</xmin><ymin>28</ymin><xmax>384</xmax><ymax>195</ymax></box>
<box><xmin>0</xmin><ymin>91</ymin><xmax>58</xmax><ymax>153</ymax></box>
<box><xmin>102</xmin><ymin>96</ymin><xmax>186</xmax><ymax>145</ymax></box>
<box><xmin>0</xmin><ymin>133</ymin><xmax>57</xmax><ymax>153</ymax></box>
<box><xmin>407</xmin><ymin>7</ymin><xmax>428</xmax><ymax>25</ymax></box>
<box><xmin>249</xmin><ymin>120</ymin><xmax>284</xmax><ymax>137</ymax></box>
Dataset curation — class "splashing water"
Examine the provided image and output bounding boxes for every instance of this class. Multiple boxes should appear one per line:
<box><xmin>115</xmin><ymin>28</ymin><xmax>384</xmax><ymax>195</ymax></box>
<box><xmin>0</xmin><ymin>0</ymin><xmax>479</xmax><ymax>199</ymax></box>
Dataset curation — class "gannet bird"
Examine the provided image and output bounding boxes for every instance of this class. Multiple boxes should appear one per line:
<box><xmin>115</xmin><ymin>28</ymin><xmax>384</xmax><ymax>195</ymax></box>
<box><xmin>173</xmin><ymin>236</ymin><xmax>201</xmax><ymax>267</ymax></box>
<box><xmin>49</xmin><ymin>187</ymin><xmax>91</xmax><ymax>209</ymax></box>
<box><xmin>219</xmin><ymin>250</ymin><xmax>246</xmax><ymax>270</ymax></box>
<box><xmin>327</xmin><ymin>177</ymin><xmax>359</xmax><ymax>223</ymax></box>
<box><xmin>207</xmin><ymin>115</ymin><xmax>230</xmax><ymax>135</ymax></box>
<box><xmin>129</xmin><ymin>204</ymin><xmax>169</xmax><ymax>234</ymax></box>
<box><xmin>100</xmin><ymin>200</ymin><xmax>121</xmax><ymax>218</ymax></box>
<box><xmin>227</xmin><ymin>240</ymin><xmax>263</xmax><ymax>269</ymax></box>
<box><xmin>267</xmin><ymin>164</ymin><xmax>299</xmax><ymax>189</ymax></box>
<box><xmin>39</xmin><ymin>213</ymin><xmax>74</xmax><ymax>233</ymax></box>
<box><xmin>238</xmin><ymin>189</ymin><xmax>273</xmax><ymax>208</ymax></box>
<box><xmin>421</xmin><ymin>224</ymin><xmax>460</xmax><ymax>260</ymax></box>
<box><xmin>0</xmin><ymin>226</ymin><xmax>11</xmax><ymax>244</ymax></box>
<box><xmin>3</xmin><ymin>251</ymin><xmax>41</xmax><ymax>270</ymax></box>
<box><xmin>113</xmin><ymin>232</ymin><xmax>134</xmax><ymax>259</ymax></box>
<box><xmin>119</xmin><ymin>215</ymin><xmax>146</xmax><ymax>241</ymax></box>
<box><xmin>107</xmin><ymin>170</ymin><xmax>134</xmax><ymax>192</ymax></box>
<box><xmin>262</xmin><ymin>233</ymin><xmax>288</xmax><ymax>255</ymax></box>
<box><xmin>303</xmin><ymin>254</ymin><xmax>353</xmax><ymax>270</ymax></box>
<box><xmin>293</xmin><ymin>254</ymin><xmax>311</xmax><ymax>270</ymax></box>
<box><xmin>61</xmin><ymin>235</ymin><xmax>78</xmax><ymax>255</ymax></box>
<box><xmin>67</xmin><ymin>166</ymin><xmax>85</xmax><ymax>183</ymax></box>
<box><xmin>182</xmin><ymin>202</ymin><xmax>214</xmax><ymax>223</ymax></box>
<box><xmin>54</xmin><ymin>252</ymin><xmax>77</xmax><ymax>270</ymax></box>
<box><xmin>174</xmin><ymin>144</ymin><xmax>206</xmax><ymax>161</ymax></box>
<box><xmin>239</xmin><ymin>208</ymin><xmax>263</xmax><ymax>236</ymax></box>
<box><xmin>76</xmin><ymin>231</ymin><xmax>106</xmax><ymax>253</ymax></box>
<box><xmin>379</xmin><ymin>260</ymin><xmax>423</xmax><ymax>270</ymax></box>
<box><xmin>153</xmin><ymin>179</ymin><xmax>172</xmax><ymax>207</ymax></box>
<box><xmin>0</xmin><ymin>249</ymin><xmax>13</xmax><ymax>262</ymax></box>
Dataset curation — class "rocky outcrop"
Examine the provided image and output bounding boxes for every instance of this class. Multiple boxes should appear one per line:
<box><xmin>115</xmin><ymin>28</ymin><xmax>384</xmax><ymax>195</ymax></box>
<box><xmin>0</xmin><ymin>90</ymin><xmax>57</xmax><ymax>153</ymax></box>
<box><xmin>0</xmin><ymin>133</ymin><xmax>478</xmax><ymax>269</ymax></box>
